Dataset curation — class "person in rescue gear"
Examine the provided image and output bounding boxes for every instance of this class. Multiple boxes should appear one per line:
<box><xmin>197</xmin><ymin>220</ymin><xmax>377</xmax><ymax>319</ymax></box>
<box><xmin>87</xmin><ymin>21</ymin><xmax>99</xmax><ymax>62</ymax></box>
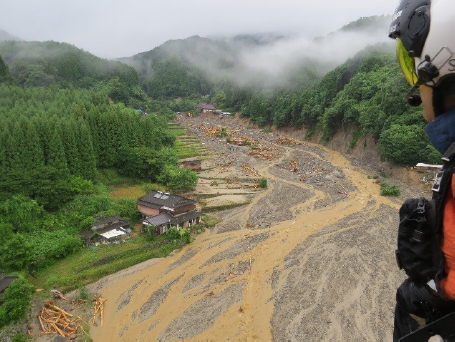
<box><xmin>389</xmin><ymin>0</ymin><xmax>455</xmax><ymax>340</ymax></box>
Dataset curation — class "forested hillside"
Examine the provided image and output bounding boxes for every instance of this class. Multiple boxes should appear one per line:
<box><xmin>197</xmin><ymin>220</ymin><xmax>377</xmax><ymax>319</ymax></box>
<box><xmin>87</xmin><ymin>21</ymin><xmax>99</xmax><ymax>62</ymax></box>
<box><xmin>237</xmin><ymin>44</ymin><xmax>440</xmax><ymax>165</ymax></box>
<box><xmin>0</xmin><ymin>40</ymin><xmax>199</xmax><ymax>330</ymax></box>
<box><xmin>0</xmin><ymin>41</ymin><xmax>150</xmax><ymax>108</ymax></box>
<box><xmin>116</xmin><ymin>15</ymin><xmax>438</xmax><ymax>165</ymax></box>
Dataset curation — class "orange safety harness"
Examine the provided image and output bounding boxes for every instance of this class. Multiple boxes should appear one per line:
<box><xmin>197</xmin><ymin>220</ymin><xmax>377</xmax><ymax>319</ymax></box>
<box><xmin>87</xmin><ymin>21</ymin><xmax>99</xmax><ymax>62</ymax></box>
<box><xmin>440</xmin><ymin>174</ymin><xmax>455</xmax><ymax>298</ymax></box>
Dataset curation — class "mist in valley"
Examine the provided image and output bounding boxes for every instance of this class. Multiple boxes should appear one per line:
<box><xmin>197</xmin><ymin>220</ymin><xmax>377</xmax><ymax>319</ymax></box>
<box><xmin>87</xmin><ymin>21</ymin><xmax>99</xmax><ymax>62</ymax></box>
<box><xmin>151</xmin><ymin>15</ymin><xmax>394</xmax><ymax>90</ymax></box>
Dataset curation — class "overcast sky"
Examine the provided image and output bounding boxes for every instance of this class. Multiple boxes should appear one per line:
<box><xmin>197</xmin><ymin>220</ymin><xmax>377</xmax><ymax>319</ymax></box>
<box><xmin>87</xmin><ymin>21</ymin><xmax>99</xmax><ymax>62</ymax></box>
<box><xmin>0</xmin><ymin>0</ymin><xmax>399</xmax><ymax>59</ymax></box>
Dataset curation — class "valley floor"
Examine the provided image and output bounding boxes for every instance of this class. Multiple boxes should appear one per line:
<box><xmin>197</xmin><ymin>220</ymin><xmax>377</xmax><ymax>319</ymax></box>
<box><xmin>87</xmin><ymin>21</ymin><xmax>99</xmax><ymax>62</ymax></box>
<box><xmin>59</xmin><ymin>113</ymin><xmax>430</xmax><ymax>340</ymax></box>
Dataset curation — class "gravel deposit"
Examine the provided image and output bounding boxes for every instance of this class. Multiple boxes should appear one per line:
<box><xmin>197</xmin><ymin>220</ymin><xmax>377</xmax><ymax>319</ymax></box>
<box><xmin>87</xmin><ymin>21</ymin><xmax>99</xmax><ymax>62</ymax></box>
<box><xmin>81</xmin><ymin>112</ymin><xmax>434</xmax><ymax>341</ymax></box>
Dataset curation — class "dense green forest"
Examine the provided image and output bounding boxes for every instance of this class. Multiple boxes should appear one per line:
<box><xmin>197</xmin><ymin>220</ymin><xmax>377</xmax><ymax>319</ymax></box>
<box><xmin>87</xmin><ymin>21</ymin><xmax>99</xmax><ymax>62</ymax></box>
<box><xmin>0</xmin><ymin>15</ymin><xmax>443</xmax><ymax>331</ymax></box>
<box><xmin>0</xmin><ymin>83</ymin><xmax>200</xmax><ymax>267</ymax></box>
<box><xmin>0</xmin><ymin>49</ymin><xmax>199</xmax><ymax>329</ymax></box>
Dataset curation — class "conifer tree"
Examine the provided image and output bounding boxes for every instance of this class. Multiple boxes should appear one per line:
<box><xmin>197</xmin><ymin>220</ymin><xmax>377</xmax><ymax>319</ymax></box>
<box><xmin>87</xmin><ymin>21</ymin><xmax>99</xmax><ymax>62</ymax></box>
<box><xmin>0</xmin><ymin>125</ymin><xmax>8</xmax><ymax>174</ymax></box>
<box><xmin>47</xmin><ymin>128</ymin><xmax>68</xmax><ymax>172</ymax></box>
<box><xmin>75</xmin><ymin>120</ymin><xmax>96</xmax><ymax>180</ymax></box>
<box><xmin>0</xmin><ymin>55</ymin><xmax>13</xmax><ymax>84</ymax></box>
<box><xmin>60</xmin><ymin>120</ymin><xmax>81</xmax><ymax>175</ymax></box>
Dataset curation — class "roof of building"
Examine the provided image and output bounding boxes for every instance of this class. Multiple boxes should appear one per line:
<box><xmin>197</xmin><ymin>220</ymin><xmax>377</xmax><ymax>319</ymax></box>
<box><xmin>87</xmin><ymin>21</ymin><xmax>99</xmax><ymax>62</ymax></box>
<box><xmin>144</xmin><ymin>212</ymin><xmax>176</xmax><ymax>226</ymax></box>
<box><xmin>197</xmin><ymin>103</ymin><xmax>216</xmax><ymax>110</ymax></box>
<box><xmin>174</xmin><ymin>211</ymin><xmax>204</xmax><ymax>224</ymax></box>
<box><xmin>144</xmin><ymin>211</ymin><xmax>204</xmax><ymax>227</ymax></box>
<box><xmin>93</xmin><ymin>216</ymin><xmax>130</xmax><ymax>232</ymax></box>
<box><xmin>137</xmin><ymin>190</ymin><xmax>195</xmax><ymax>211</ymax></box>
<box><xmin>182</xmin><ymin>160</ymin><xmax>202</xmax><ymax>165</ymax></box>
<box><xmin>99</xmin><ymin>228</ymin><xmax>128</xmax><ymax>240</ymax></box>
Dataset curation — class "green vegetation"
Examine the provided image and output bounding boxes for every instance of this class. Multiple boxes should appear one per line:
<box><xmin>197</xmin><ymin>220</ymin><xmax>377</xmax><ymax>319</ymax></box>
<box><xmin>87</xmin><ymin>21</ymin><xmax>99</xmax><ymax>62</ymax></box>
<box><xmin>32</xmin><ymin>232</ymin><xmax>190</xmax><ymax>293</ymax></box>
<box><xmin>202</xmin><ymin>215</ymin><xmax>223</xmax><ymax>228</ymax></box>
<box><xmin>380</xmin><ymin>181</ymin><xmax>401</xmax><ymax>197</ymax></box>
<box><xmin>0</xmin><ymin>54</ymin><xmax>13</xmax><ymax>84</ymax></box>
<box><xmin>259</xmin><ymin>178</ymin><xmax>268</xmax><ymax>189</ymax></box>
<box><xmin>0</xmin><ymin>81</ymin><xmax>199</xmax><ymax>327</ymax></box>
<box><xmin>0</xmin><ymin>41</ymin><xmax>137</xmax><ymax>89</ymax></box>
<box><xmin>0</xmin><ymin>277</ymin><xmax>34</xmax><ymax>327</ymax></box>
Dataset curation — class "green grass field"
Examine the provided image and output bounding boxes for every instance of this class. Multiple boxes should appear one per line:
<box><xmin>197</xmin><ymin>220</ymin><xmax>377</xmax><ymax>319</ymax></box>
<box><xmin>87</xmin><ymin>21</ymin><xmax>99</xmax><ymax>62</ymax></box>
<box><xmin>31</xmin><ymin>233</ymin><xmax>187</xmax><ymax>293</ymax></box>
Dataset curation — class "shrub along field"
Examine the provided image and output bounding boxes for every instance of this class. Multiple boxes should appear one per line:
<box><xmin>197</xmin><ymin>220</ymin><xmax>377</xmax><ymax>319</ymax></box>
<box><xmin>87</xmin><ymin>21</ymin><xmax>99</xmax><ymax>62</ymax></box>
<box><xmin>31</xmin><ymin>230</ymin><xmax>195</xmax><ymax>293</ymax></box>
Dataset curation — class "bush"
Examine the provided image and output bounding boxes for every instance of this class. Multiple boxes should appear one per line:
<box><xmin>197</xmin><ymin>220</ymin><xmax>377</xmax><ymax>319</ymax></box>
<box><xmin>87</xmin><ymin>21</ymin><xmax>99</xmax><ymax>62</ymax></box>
<box><xmin>12</xmin><ymin>333</ymin><xmax>31</xmax><ymax>342</ymax></box>
<box><xmin>0</xmin><ymin>234</ymin><xmax>33</xmax><ymax>272</ymax></box>
<box><xmin>165</xmin><ymin>227</ymin><xmax>193</xmax><ymax>244</ymax></box>
<box><xmin>0</xmin><ymin>277</ymin><xmax>34</xmax><ymax>327</ymax></box>
<box><xmin>202</xmin><ymin>215</ymin><xmax>222</xmax><ymax>228</ymax></box>
<box><xmin>158</xmin><ymin>165</ymin><xmax>198</xmax><ymax>192</ymax></box>
<box><xmin>380</xmin><ymin>181</ymin><xmax>400</xmax><ymax>197</ymax></box>
<box><xmin>379</xmin><ymin>124</ymin><xmax>441</xmax><ymax>165</ymax></box>
<box><xmin>28</xmin><ymin>230</ymin><xmax>83</xmax><ymax>272</ymax></box>
<box><xmin>259</xmin><ymin>178</ymin><xmax>268</xmax><ymax>189</ymax></box>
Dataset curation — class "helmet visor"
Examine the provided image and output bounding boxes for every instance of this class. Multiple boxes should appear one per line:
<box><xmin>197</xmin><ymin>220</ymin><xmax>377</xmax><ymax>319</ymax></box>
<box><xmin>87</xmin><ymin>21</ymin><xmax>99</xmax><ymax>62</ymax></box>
<box><xmin>397</xmin><ymin>38</ymin><xmax>418</xmax><ymax>86</ymax></box>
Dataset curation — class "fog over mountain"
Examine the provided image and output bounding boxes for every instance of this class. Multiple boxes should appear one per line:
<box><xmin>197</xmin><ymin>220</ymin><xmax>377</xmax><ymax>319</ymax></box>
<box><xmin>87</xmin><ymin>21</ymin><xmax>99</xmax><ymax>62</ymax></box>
<box><xmin>0</xmin><ymin>28</ymin><xmax>21</xmax><ymax>42</ymax></box>
<box><xmin>120</xmin><ymin>15</ymin><xmax>393</xmax><ymax>90</ymax></box>
<box><xmin>0</xmin><ymin>0</ymin><xmax>398</xmax><ymax>58</ymax></box>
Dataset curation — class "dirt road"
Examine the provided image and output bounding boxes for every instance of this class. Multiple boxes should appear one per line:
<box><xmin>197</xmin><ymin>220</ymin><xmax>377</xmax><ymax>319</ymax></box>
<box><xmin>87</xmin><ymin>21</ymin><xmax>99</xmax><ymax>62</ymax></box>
<box><xmin>89</xmin><ymin>113</ymin><xmax>429</xmax><ymax>341</ymax></box>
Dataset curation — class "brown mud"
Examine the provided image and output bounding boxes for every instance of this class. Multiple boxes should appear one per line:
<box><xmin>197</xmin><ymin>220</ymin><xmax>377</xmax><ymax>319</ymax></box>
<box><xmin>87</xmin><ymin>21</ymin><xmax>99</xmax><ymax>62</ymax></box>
<box><xmin>85</xmin><ymin>113</ymin><xmax>430</xmax><ymax>341</ymax></box>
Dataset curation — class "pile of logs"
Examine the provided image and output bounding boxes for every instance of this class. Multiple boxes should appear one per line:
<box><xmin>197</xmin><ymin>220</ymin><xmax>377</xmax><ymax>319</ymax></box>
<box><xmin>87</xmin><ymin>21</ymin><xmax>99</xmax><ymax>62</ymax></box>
<box><xmin>275</xmin><ymin>136</ymin><xmax>302</xmax><ymax>145</ymax></box>
<box><xmin>37</xmin><ymin>291</ymin><xmax>107</xmax><ymax>339</ymax></box>
<box><xmin>215</xmin><ymin>162</ymin><xmax>233</xmax><ymax>174</ymax></box>
<box><xmin>242</xmin><ymin>164</ymin><xmax>260</xmax><ymax>177</ymax></box>
<box><xmin>198</xmin><ymin>125</ymin><xmax>222</xmax><ymax>137</ymax></box>
<box><xmin>288</xmin><ymin>159</ymin><xmax>299</xmax><ymax>172</ymax></box>
<box><xmin>230</xmin><ymin>137</ymin><xmax>247</xmax><ymax>146</ymax></box>
<box><xmin>92</xmin><ymin>296</ymin><xmax>107</xmax><ymax>327</ymax></box>
<box><xmin>197</xmin><ymin>125</ymin><xmax>240</xmax><ymax>138</ymax></box>
<box><xmin>38</xmin><ymin>301</ymin><xmax>82</xmax><ymax>339</ymax></box>
<box><xmin>248</xmin><ymin>145</ymin><xmax>278</xmax><ymax>160</ymax></box>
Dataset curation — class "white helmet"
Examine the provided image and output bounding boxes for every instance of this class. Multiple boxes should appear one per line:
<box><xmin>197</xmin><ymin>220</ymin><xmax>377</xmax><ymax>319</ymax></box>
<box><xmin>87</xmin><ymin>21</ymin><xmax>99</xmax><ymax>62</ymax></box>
<box><xmin>389</xmin><ymin>0</ymin><xmax>455</xmax><ymax>89</ymax></box>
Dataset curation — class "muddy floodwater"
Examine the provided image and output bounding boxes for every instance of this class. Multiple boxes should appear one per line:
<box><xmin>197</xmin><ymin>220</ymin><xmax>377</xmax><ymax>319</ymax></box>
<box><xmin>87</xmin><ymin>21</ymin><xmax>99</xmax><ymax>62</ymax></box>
<box><xmin>88</xmin><ymin>113</ymin><xmax>428</xmax><ymax>341</ymax></box>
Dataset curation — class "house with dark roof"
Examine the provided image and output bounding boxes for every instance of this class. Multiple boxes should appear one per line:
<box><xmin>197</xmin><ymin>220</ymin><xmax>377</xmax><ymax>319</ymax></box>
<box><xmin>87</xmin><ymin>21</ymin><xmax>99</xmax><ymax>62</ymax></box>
<box><xmin>143</xmin><ymin>210</ymin><xmax>203</xmax><ymax>235</ymax></box>
<box><xmin>138</xmin><ymin>190</ymin><xmax>203</xmax><ymax>235</ymax></box>
<box><xmin>137</xmin><ymin>190</ymin><xmax>196</xmax><ymax>217</ymax></box>
<box><xmin>197</xmin><ymin>103</ymin><xmax>217</xmax><ymax>113</ymax></box>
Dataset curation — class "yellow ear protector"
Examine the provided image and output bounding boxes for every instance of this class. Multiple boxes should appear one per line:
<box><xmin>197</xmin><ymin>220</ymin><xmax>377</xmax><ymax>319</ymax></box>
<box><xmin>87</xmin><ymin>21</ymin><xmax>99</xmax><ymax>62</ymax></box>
<box><xmin>405</xmin><ymin>55</ymin><xmax>440</xmax><ymax>106</ymax></box>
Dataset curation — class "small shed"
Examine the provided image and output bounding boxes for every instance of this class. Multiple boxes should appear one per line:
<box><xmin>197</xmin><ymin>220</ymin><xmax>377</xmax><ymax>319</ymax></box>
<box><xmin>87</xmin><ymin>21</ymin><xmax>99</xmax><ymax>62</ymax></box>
<box><xmin>182</xmin><ymin>160</ymin><xmax>202</xmax><ymax>171</ymax></box>
<box><xmin>91</xmin><ymin>216</ymin><xmax>131</xmax><ymax>242</ymax></box>
<box><xmin>197</xmin><ymin>103</ymin><xmax>217</xmax><ymax>113</ymax></box>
